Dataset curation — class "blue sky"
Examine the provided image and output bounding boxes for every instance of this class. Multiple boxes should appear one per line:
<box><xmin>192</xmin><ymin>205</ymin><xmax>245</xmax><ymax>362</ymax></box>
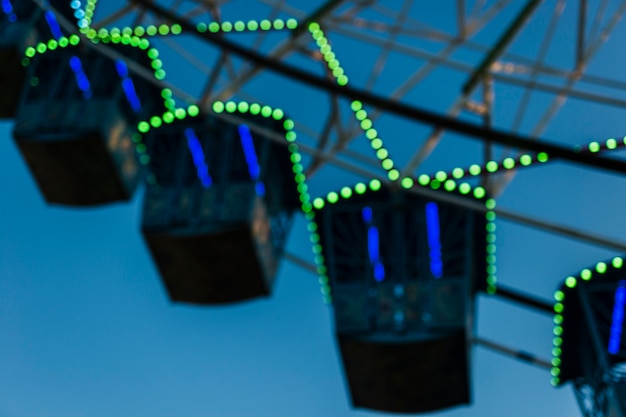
<box><xmin>3</xmin><ymin>1</ymin><xmax>626</xmax><ymax>416</ymax></box>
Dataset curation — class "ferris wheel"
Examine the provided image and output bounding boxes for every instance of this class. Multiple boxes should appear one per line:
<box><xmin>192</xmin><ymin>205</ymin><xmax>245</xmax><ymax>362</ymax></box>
<box><xmin>4</xmin><ymin>1</ymin><xmax>626</xmax><ymax>416</ymax></box>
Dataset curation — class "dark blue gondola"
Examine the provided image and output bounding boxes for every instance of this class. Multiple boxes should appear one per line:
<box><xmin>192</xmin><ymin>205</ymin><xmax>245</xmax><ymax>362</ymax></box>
<box><xmin>12</xmin><ymin>34</ymin><xmax>164</xmax><ymax>206</ymax></box>
<box><xmin>313</xmin><ymin>182</ymin><xmax>489</xmax><ymax>413</ymax></box>
<box><xmin>0</xmin><ymin>0</ymin><xmax>74</xmax><ymax>118</ymax></box>
<box><xmin>551</xmin><ymin>257</ymin><xmax>626</xmax><ymax>417</ymax></box>
<box><xmin>140</xmin><ymin>108</ymin><xmax>299</xmax><ymax>305</ymax></box>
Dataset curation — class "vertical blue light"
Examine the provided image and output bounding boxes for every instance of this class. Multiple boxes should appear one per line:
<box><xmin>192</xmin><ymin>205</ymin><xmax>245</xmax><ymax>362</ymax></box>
<box><xmin>2</xmin><ymin>0</ymin><xmax>16</xmax><ymax>22</ymax></box>
<box><xmin>237</xmin><ymin>124</ymin><xmax>265</xmax><ymax>196</ymax></box>
<box><xmin>184</xmin><ymin>128</ymin><xmax>212</xmax><ymax>188</ymax></box>
<box><xmin>44</xmin><ymin>10</ymin><xmax>63</xmax><ymax>40</ymax></box>
<box><xmin>362</xmin><ymin>206</ymin><xmax>385</xmax><ymax>282</ymax></box>
<box><xmin>114</xmin><ymin>60</ymin><xmax>142</xmax><ymax>113</ymax></box>
<box><xmin>69</xmin><ymin>56</ymin><xmax>92</xmax><ymax>99</ymax></box>
<box><xmin>45</xmin><ymin>9</ymin><xmax>93</xmax><ymax>100</ymax></box>
<box><xmin>609</xmin><ymin>281</ymin><xmax>626</xmax><ymax>354</ymax></box>
<box><xmin>425</xmin><ymin>202</ymin><xmax>443</xmax><ymax>279</ymax></box>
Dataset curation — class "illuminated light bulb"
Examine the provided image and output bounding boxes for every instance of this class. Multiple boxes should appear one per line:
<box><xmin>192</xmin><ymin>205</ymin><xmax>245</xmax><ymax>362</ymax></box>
<box><xmin>188</xmin><ymin>105</ymin><xmax>199</xmax><ymax>117</ymax></box>
<box><xmin>355</xmin><ymin>183</ymin><xmax>367</xmax><ymax>194</ymax></box>
<box><xmin>580</xmin><ymin>269</ymin><xmax>592</xmax><ymax>280</ymax></box>
<box><xmin>388</xmin><ymin>170</ymin><xmax>399</xmax><ymax>181</ymax></box>
<box><xmin>588</xmin><ymin>142</ymin><xmax>601</xmax><ymax>153</ymax></box>
<box><xmin>452</xmin><ymin>168</ymin><xmax>464</xmax><ymax>179</ymax></box>
<box><xmin>272</xmin><ymin>108</ymin><xmax>284</xmax><ymax>120</ymax></box>
<box><xmin>554</xmin><ymin>290</ymin><xmax>564</xmax><ymax>301</ymax></box>
<box><xmin>225</xmin><ymin>101</ymin><xmax>237</xmax><ymax>113</ymax></box>
<box><xmin>486</xmin><ymin>161</ymin><xmax>498</xmax><ymax>172</ymax></box>
<box><xmin>249</xmin><ymin>103</ymin><xmax>261</xmax><ymax>115</ymax></box>
<box><xmin>381</xmin><ymin>159</ymin><xmax>394</xmax><ymax>170</ymax></box>
<box><xmin>313</xmin><ymin>198</ymin><xmax>324</xmax><ymax>209</ymax></box>
<box><xmin>261</xmin><ymin>106</ymin><xmax>272</xmax><ymax>117</ymax></box>
<box><xmin>369</xmin><ymin>179</ymin><xmax>381</xmax><ymax>191</ymax></box>
<box><xmin>468</xmin><ymin>164</ymin><xmax>481</xmax><ymax>176</ymax></box>
<box><xmin>327</xmin><ymin>192</ymin><xmax>339</xmax><ymax>203</ymax></box>
<box><xmin>237</xmin><ymin>101</ymin><xmax>249</xmax><ymax>113</ymax></box>
<box><xmin>401</xmin><ymin>177</ymin><xmax>414</xmax><ymax>189</ymax></box>
<box><xmin>503</xmin><ymin>158</ymin><xmax>515</xmax><ymax>169</ymax></box>
<box><xmin>473</xmin><ymin>187</ymin><xmax>486</xmax><ymax>199</ymax></box>
<box><xmin>340</xmin><ymin>187</ymin><xmax>352</xmax><ymax>199</ymax></box>
<box><xmin>283</xmin><ymin>119</ymin><xmax>295</xmax><ymax>130</ymax></box>
<box><xmin>162</xmin><ymin>112</ymin><xmax>174</xmax><ymax>123</ymax></box>
<box><xmin>138</xmin><ymin>121</ymin><xmax>150</xmax><ymax>133</ymax></box>
<box><xmin>596</xmin><ymin>262</ymin><xmax>607</xmax><ymax>274</ymax></box>
<box><xmin>435</xmin><ymin>171</ymin><xmax>447</xmax><ymax>182</ymax></box>
<box><xmin>418</xmin><ymin>174</ymin><xmax>430</xmax><ymax>186</ymax></box>
<box><xmin>614</xmin><ymin>257</ymin><xmax>624</xmax><ymax>269</ymax></box>
<box><xmin>247</xmin><ymin>20</ymin><xmax>259</xmax><ymax>31</ymax></box>
<box><xmin>606</xmin><ymin>138</ymin><xmax>617</xmax><ymax>149</ymax></box>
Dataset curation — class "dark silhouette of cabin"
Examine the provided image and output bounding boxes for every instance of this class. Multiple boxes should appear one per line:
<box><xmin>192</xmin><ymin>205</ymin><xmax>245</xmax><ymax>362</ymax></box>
<box><xmin>12</xmin><ymin>39</ymin><xmax>163</xmax><ymax>206</ymax></box>
<box><xmin>141</xmin><ymin>111</ymin><xmax>299</xmax><ymax>304</ymax></box>
<box><xmin>314</xmin><ymin>184</ymin><xmax>487</xmax><ymax>413</ymax></box>
<box><xmin>0</xmin><ymin>0</ymin><xmax>74</xmax><ymax>118</ymax></box>
<box><xmin>553</xmin><ymin>259</ymin><xmax>626</xmax><ymax>417</ymax></box>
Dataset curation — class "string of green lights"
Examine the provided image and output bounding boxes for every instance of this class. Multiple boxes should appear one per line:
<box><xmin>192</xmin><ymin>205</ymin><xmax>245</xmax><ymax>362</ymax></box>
<box><xmin>27</xmin><ymin>0</ymin><xmax>499</xmax><ymax>301</ymax></box>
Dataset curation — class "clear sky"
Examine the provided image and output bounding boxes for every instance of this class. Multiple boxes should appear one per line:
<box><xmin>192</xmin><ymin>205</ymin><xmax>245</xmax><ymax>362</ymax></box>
<box><xmin>2</xmin><ymin>1</ymin><xmax>626</xmax><ymax>416</ymax></box>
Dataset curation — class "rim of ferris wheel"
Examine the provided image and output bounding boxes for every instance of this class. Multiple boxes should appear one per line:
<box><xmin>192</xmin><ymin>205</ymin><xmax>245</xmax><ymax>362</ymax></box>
<box><xmin>125</xmin><ymin>0</ymin><xmax>626</xmax><ymax>178</ymax></box>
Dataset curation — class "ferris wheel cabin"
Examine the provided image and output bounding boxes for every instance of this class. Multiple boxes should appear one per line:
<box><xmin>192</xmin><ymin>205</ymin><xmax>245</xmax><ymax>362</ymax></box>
<box><xmin>313</xmin><ymin>183</ymin><xmax>488</xmax><ymax>413</ymax></box>
<box><xmin>0</xmin><ymin>0</ymin><xmax>74</xmax><ymax>118</ymax></box>
<box><xmin>140</xmin><ymin>112</ymin><xmax>299</xmax><ymax>305</ymax></box>
<box><xmin>551</xmin><ymin>257</ymin><xmax>626</xmax><ymax>417</ymax></box>
<box><xmin>12</xmin><ymin>39</ymin><xmax>164</xmax><ymax>206</ymax></box>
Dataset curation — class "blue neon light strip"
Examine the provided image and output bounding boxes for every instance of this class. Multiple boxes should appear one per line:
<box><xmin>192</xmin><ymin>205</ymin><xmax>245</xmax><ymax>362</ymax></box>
<box><xmin>114</xmin><ymin>60</ymin><xmax>142</xmax><ymax>113</ymax></box>
<box><xmin>425</xmin><ymin>202</ymin><xmax>443</xmax><ymax>279</ymax></box>
<box><xmin>44</xmin><ymin>9</ymin><xmax>93</xmax><ymax>100</ymax></box>
<box><xmin>44</xmin><ymin>10</ymin><xmax>63</xmax><ymax>40</ymax></box>
<box><xmin>2</xmin><ymin>0</ymin><xmax>16</xmax><ymax>22</ymax></box>
<box><xmin>362</xmin><ymin>206</ymin><xmax>385</xmax><ymax>282</ymax></box>
<box><xmin>184</xmin><ymin>128</ymin><xmax>212</xmax><ymax>188</ymax></box>
<box><xmin>69</xmin><ymin>56</ymin><xmax>92</xmax><ymax>99</ymax></box>
<box><xmin>608</xmin><ymin>280</ymin><xmax>626</xmax><ymax>354</ymax></box>
<box><xmin>237</xmin><ymin>124</ymin><xmax>265</xmax><ymax>196</ymax></box>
